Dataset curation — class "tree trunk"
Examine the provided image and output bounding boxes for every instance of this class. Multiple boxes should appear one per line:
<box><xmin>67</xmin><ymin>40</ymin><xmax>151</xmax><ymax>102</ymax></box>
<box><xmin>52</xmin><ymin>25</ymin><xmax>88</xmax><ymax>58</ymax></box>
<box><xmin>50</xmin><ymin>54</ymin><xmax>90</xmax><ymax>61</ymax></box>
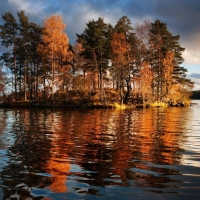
<box><xmin>36</xmin><ymin>62</ymin><xmax>39</xmax><ymax>99</ymax></box>
<box><xmin>14</xmin><ymin>43</ymin><xmax>17</xmax><ymax>100</ymax></box>
<box><xmin>24</xmin><ymin>59</ymin><xmax>27</xmax><ymax>101</ymax></box>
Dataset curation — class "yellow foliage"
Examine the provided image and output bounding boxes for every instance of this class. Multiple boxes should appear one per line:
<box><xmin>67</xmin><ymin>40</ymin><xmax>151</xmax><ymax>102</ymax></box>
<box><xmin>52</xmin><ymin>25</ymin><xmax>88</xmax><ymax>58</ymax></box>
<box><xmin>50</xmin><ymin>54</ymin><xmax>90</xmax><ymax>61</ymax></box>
<box><xmin>114</xmin><ymin>103</ymin><xmax>127</xmax><ymax>109</ymax></box>
<box><xmin>151</xmin><ymin>101</ymin><xmax>168</xmax><ymax>107</ymax></box>
<box><xmin>42</xmin><ymin>14</ymin><xmax>72</xmax><ymax>61</ymax></box>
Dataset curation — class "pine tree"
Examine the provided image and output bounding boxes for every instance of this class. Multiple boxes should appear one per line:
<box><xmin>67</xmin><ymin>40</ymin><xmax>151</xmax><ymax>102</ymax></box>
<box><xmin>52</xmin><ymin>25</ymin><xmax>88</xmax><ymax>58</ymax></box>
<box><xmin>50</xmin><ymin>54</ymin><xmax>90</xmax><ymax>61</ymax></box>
<box><xmin>0</xmin><ymin>12</ymin><xmax>18</xmax><ymax>99</ymax></box>
<box><xmin>28</xmin><ymin>22</ymin><xmax>43</xmax><ymax>99</ymax></box>
<box><xmin>17</xmin><ymin>11</ymin><xmax>31</xmax><ymax>100</ymax></box>
<box><xmin>0</xmin><ymin>67</ymin><xmax>5</xmax><ymax>96</ymax></box>
<box><xmin>76</xmin><ymin>18</ymin><xmax>111</xmax><ymax>91</ymax></box>
<box><xmin>148</xmin><ymin>19</ymin><xmax>191</xmax><ymax>101</ymax></box>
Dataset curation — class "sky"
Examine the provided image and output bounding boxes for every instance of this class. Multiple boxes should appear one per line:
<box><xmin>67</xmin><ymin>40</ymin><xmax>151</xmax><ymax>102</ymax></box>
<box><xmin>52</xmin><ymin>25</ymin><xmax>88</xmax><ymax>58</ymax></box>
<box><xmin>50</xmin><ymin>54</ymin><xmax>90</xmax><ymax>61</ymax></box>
<box><xmin>0</xmin><ymin>0</ymin><xmax>200</xmax><ymax>90</ymax></box>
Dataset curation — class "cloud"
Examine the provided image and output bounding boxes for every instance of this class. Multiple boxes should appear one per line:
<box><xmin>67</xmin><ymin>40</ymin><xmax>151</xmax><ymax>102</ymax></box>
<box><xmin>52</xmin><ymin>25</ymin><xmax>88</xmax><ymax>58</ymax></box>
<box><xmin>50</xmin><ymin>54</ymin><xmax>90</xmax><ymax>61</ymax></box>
<box><xmin>190</xmin><ymin>73</ymin><xmax>200</xmax><ymax>79</ymax></box>
<box><xmin>182</xmin><ymin>50</ymin><xmax>200</xmax><ymax>64</ymax></box>
<box><xmin>7</xmin><ymin>0</ymin><xmax>47</xmax><ymax>15</ymax></box>
<box><xmin>0</xmin><ymin>0</ymin><xmax>200</xmax><ymax>65</ymax></box>
<box><xmin>187</xmin><ymin>72</ymin><xmax>200</xmax><ymax>90</ymax></box>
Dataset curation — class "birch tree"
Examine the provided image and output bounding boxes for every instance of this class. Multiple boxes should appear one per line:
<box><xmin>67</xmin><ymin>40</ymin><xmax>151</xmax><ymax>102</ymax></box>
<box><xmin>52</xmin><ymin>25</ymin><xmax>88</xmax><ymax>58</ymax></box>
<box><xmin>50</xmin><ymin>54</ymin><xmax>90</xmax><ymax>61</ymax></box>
<box><xmin>38</xmin><ymin>14</ymin><xmax>72</xmax><ymax>96</ymax></box>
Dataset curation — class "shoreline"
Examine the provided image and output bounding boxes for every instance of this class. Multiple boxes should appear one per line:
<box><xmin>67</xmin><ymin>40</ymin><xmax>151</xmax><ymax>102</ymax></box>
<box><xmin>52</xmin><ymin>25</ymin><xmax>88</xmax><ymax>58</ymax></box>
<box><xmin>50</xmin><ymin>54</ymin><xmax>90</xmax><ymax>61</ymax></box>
<box><xmin>0</xmin><ymin>100</ymin><xmax>192</xmax><ymax>109</ymax></box>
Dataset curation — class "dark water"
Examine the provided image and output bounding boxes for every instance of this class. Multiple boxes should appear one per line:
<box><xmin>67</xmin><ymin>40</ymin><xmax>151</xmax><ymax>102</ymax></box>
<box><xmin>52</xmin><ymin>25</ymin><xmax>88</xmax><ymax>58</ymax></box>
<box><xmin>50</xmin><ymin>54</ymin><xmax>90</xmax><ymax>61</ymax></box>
<box><xmin>0</xmin><ymin>100</ymin><xmax>200</xmax><ymax>200</ymax></box>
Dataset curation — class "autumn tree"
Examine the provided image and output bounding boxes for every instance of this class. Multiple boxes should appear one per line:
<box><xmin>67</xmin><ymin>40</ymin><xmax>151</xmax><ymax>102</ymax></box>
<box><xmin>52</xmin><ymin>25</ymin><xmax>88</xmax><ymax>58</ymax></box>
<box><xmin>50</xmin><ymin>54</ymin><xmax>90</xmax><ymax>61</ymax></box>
<box><xmin>38</xmin><ymin>14</ymin><xmax>72</xmax><ymax>96</ymax></box>
<box><xmin>113</xmin><ymin>16</ymin><xmax>135</xmax><ymax>99</ymax></box>
<box><xmin>137</xmin><ymin>62</ymin><xmax>153</xmax><ymax>103</ymax></box>
<box><xmin>112</xmin><ymin>16</ymin><xmax>144</xmax><ymax>103</ymax></box>
<box><xmin>134</xmin><ymin>20</ymin><xmax>151</xmax><ymax>72</ymax></box>
<box><xmin>111</xmin><ymin>32</ymin><xmax>129</xmax><ymax>104</ymax></box>
<box><xmin>162</xmin><ymin>51</ymin><xmax>174</xmax><ymax>98</ymax></box>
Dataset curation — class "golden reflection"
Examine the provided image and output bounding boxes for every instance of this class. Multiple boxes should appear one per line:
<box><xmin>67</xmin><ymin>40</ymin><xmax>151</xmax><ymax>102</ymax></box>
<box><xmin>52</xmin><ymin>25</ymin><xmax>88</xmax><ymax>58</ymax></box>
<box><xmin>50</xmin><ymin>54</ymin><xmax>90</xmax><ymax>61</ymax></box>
<box><xmin>140</xmin><ymin>108</ymin><xmax>154</xmax><ymax>162</ymax></box>
<box><xmin>45</xmin><ymin>112</ymin><xmax>73</xmax><ymax>193</ymax></box>
<box><xmin>109</xmin><ymin>107</ymin><xmax>191</xmax><ymax>183</ymax></box>
<box><xmin>47</xmin><ymin>157</ymin><xmax>70</xmax><ymax>192</ymax></box>
<box><xmin>139</xmin><ymin>107</ymin><xmax>190</xmax><ymax>165</ymax></box>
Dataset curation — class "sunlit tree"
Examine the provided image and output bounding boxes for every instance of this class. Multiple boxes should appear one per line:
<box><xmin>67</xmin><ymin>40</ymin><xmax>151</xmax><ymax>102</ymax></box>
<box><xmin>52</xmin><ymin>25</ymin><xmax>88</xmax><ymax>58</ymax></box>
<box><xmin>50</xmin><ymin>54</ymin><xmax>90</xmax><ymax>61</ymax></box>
<box><xmin>138</xmin><ymin>62</ymin><xmax>153</xmax><ymax>102</ymax></box>
<box><xmin>162</xmin><ymin>50</ymin><xmax>174</xmax><ymax>98</ymax></box>
<box><xmin>111</xmin><ymin>32</ymin><xmax>129</xmax><ymax>104</ymax></box>
<box><xmin>113</xmin><ymin>16</ymin><xmax>138</xmax><ymax>100</ymax></box>
<box><xmin>38</xmin><ymin>14</ymin><xmax>72</xmax><ymax>95</ymax></box>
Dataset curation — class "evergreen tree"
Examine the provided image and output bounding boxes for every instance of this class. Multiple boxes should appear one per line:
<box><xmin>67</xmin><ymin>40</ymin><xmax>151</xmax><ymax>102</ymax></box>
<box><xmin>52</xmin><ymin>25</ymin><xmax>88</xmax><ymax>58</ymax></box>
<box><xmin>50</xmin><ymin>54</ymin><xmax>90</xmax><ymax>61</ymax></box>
<box><xmin>148</xmin><ymin>19</ymin><xmax>191</xmax><ymax>101</ymax></box>
<box><xmin>0</xmin><ymin>12</ymin><xmax>19</xmax><ymax>98</ymax></box>
<box><xmin>17</xmin><ymin>10</ymin><xmax>30</xmax><ymax>100</ymax></box>
<box><xmin>0</xmin><ymin>66</ymin><xmax>5</xmax><ymax>96</ymax></box>
<box><xmin>0</xmin><ymin>11</ymin><xmax>43</xmax><ymax>100</ymax></box>
<box><xmin>28</xmin><ymin>22</ymin><xmax>43</xmax><ymax>99</ymax></box>
<box><xmin>76</xmin><ymin>18</ymin><xmax>111</xmax><ymax>91</ymax></box>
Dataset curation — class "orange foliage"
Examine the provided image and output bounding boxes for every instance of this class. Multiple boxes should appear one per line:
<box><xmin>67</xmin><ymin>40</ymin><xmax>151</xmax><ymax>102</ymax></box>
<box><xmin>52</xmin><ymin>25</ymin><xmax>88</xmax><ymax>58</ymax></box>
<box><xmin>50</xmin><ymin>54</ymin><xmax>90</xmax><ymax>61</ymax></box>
<box><xmin>163</xmin><ymin>51</ymin><xmax>174</xmax><ymax>85</ymax></box>
<box><xmin>42</xmin><ymin>14</ymin><xmax>71</xmax><ymax>60</ymax></box>
<box><xmin>111</xmin><ymin>32</ymin><xmax>129</xmax><ymax>56</ymax></box>
<box><xmin>37</xmin><ymin>14</ymin><xmax>73</xmax><ymax>94</ymax></box>
<box><xmin>111</xmin><ymin>32</ymin><xmax>129</xmax><ymax>102</ymax></box>
<box><xmin>138</xmin><ymin>62</ymin><xmax>153</xmax><ymax>100</ymax></box>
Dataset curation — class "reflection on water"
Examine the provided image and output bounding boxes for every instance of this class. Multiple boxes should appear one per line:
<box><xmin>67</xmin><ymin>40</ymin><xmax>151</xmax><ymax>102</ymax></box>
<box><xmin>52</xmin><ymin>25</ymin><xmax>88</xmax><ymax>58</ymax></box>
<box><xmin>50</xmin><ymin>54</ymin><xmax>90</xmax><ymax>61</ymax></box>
<box><xmin>0</xmin><ymin>101</ymin><xmax>200</xmax><ymax>199</ymax></box>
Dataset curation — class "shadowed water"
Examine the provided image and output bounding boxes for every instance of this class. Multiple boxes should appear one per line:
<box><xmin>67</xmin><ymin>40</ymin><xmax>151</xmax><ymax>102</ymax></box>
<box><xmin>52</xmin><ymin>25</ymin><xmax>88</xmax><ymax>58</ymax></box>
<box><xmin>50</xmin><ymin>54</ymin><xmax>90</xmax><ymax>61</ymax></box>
<box><xmin>0</xmin><ymin>100</ymin><xmax>200</xmax><ymax>199</ymax></box>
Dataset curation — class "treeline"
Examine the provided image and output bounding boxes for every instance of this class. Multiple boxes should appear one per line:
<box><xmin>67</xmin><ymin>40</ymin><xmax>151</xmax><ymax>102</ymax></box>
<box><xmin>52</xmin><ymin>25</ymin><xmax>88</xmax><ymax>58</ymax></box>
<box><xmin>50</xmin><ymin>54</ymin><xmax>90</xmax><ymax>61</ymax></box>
<box><xmin>0</xmin><ymin>11</ymin><xmax>194</xmax><ymax>106</ymax></box>
<box><xmin>191</xmin><ymin>90</ymin><xmax>200</xmax><ymax>99</ymax></box>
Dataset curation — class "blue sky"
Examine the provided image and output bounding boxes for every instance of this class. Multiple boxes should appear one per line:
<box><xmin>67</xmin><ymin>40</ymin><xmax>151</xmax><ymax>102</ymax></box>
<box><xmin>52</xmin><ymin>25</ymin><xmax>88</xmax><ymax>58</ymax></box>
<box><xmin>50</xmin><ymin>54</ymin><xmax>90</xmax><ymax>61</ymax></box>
<box><xmin>0</xmin><ymin>0</ymin><xmax>200</xmax><ymax>89</ymax></box>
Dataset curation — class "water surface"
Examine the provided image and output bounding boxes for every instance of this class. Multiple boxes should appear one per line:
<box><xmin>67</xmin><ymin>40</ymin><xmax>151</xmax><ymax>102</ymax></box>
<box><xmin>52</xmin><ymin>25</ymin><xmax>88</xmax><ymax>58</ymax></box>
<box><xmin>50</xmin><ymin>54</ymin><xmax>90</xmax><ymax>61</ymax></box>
<box><xmin>0</xmin><ymin>100</ymin><xmax>200</xmax><ymax>199</ymax></box>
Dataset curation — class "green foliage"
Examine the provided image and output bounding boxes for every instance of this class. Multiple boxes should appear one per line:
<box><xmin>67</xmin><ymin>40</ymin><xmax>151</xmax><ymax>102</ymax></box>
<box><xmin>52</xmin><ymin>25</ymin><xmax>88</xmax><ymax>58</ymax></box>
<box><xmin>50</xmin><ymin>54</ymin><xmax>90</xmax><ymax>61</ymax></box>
<box><xmin>76</xmin><ymin>17</ymin><xmax>112</xmax><ymax>89</ymax></box>
<box><xmin>0</xmin><ymin>10</ymin><xmax>43</xmax><ymax>100</ymax></box>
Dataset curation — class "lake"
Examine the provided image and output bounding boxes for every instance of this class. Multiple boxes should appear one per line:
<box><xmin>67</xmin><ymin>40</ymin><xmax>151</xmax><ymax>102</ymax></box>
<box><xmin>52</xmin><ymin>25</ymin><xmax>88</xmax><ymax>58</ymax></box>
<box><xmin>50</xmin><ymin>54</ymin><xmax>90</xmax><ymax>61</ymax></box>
<box><xmin>0</xmin><ymin>100</ymin><xmax>200</xmax><ymax>200</ymax></box>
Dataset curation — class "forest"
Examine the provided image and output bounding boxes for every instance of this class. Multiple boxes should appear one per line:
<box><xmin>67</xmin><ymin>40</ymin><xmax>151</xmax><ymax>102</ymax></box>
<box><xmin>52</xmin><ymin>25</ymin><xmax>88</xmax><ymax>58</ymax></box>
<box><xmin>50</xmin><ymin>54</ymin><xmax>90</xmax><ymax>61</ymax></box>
<box><xmin>0</xmin><ymin>11</ymin><xmax>194</xmax><ymax>108</ymax></box>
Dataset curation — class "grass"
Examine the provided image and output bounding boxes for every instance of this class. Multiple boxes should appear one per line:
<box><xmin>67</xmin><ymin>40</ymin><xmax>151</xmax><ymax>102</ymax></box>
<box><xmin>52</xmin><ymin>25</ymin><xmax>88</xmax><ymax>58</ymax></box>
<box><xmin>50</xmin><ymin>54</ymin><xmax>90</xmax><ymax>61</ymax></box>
<box><xmin>114</xmin><ymin>103</ymin><xmax>127</xmax><ymax>109</ymax></box>
<box><xmin>151</xmin><ymin>101</ymin><xmax>168</xmax><ymax>107</ymax></box>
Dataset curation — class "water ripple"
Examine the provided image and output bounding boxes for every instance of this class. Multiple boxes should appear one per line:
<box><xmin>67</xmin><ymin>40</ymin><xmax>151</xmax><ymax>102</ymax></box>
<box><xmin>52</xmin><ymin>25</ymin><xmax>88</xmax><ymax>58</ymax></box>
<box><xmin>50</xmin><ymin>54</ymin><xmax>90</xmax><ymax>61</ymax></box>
<box><xmin>0</xmin><ymin>102</ymin><xmax>200</xmax><ymax>199</ymax></box>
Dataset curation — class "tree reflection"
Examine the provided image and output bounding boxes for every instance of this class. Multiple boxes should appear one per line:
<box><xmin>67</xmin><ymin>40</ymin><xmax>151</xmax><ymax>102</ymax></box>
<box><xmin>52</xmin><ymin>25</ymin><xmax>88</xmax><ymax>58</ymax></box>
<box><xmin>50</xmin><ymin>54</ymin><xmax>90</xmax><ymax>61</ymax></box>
<box><xmin>0</xmin><ymin>109</ymin><xmax>10</xmax><ymax>149</ymax></box>
<box><xmin>0</xmin><ymin>106</ymin><xmax>192</xmax><ymax>199</ymax></box>
<box><xmin>67</xmin><ymin>108</ymin><xmax>190</xmax><ymax>190</ymax></box>
<box><xmin>0</xmin><ymin>109</ymin><xmax>53</xmax><ymax>199</ymax></box>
